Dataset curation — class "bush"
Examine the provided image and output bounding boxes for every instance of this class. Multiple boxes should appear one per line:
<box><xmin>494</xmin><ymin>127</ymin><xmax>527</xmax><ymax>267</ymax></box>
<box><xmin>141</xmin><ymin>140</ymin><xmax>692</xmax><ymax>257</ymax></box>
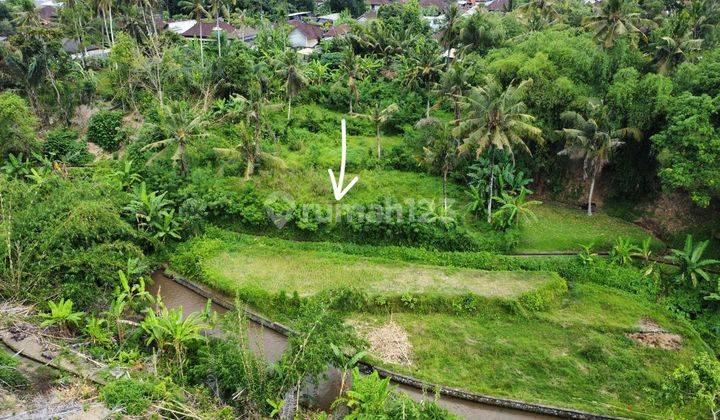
<box><xmin>0</xmin><ymin>176</ymin><xmax>142</xmax><ymax>308</ymax></box>
<box><xmin>100</xmin><ymin>377</ymin><xmax>171</xmax><ymax>415</ymax></box>
<box><xmin>44</xmin><ymin>128</ymin><xmax>78</xmax><ymax>157</ymax></box>
<box><xmin>87</xmin><ymin>110</ymin><xmax>124</xmax><ymax>151</ymax></box>
<box><xmin>0</xmin><ymin>92</ymin><xmax>39</xmax><ymax>157</ymax></box>
<box><xmin>43</xmin><ymin>128</ymin><xmax>93</xmax><ymax>165</ymax></box>
<box><xmin>0</xmin><ymin>351</ymin><xmax>27</xmax><ymax>389</ymax></box>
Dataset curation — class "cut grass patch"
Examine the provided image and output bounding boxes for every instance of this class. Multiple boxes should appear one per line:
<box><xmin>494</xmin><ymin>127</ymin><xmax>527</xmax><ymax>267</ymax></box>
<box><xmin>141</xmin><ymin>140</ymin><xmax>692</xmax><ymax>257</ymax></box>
<box><xmin>518</xmin><ymin>203</ymin><xmax>662</xmax><ymax>253</ymax></box>
<box><xmin>203</xmin><ymin>245</ymin><xmax>556</xmax><ymax>298</ymax></box>
<box><xmin>349</xmin><ymin>283</ymin><xmax>709</xmax><ymax>418</ymax></box>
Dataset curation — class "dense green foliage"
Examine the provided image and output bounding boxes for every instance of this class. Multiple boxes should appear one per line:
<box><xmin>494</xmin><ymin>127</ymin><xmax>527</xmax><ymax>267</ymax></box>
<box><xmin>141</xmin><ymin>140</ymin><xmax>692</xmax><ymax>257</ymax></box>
<box><xmin>0</xmin><ymin>0</ymin><xmax>719</xmax><ymax>417</ymax></box>
<box><xmin>87</xmin><ymin>110</ymin><xmax>124</xmax><ymax>152</ymax></box>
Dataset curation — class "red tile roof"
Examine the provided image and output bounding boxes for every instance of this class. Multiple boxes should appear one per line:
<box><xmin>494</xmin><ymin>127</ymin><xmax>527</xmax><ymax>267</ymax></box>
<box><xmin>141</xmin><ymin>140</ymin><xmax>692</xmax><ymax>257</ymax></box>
<box><xmin>324</xmin><ymin>23</ymin><xmax>350</xmax><ymax>38</ymax></box>
<box><xmin>486</xmin><ymin>0</ymin><xmax>509</xmax><ymax>11</ymax></box>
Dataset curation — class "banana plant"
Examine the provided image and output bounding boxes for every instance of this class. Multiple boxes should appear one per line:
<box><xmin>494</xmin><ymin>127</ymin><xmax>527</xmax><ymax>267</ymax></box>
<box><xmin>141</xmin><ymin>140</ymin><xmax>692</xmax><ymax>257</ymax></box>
<box><xmin>667</xmin><ymin>235</ymin><xmax>719</xmax><ymax>288</ymax></box>
<box><xmin>40</xmin><ymin>298</ymin><xmax>85</xmax><ymax>330</ymax></box>
<box><xmin>331</xmin><ymin>344</ymin><xmax>367</xmax><ymax>396</ymax></box>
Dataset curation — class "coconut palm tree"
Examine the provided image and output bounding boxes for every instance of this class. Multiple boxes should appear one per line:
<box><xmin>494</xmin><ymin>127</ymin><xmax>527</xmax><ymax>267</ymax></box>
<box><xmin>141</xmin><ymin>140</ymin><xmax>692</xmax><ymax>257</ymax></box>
<box><xmin>556</xmin><ymin>100</ymin><xmax>640</xmax><ymax>216</ymax></box>
<box><xmin>142</xmin><ymin>101</ymin><xmax>209</xmax><ymax>175</ymax></box>
<box><xmin>439</xmin><ymin>4</ymin><xmax>461</xmax><ymax>67</ymax></box>
<box><xmin>209</xmin><ymin>0</ymin><xmax>231</xmax><ymax>57</ymax></box>
<box><xmin>454</xmin><ymin>75</ymin><xmax>543</xmax><ymax>223</ymax></box>
<box><xmin>401</xmin><ymin>41</ymin><xmax>444</xmax><ymax>118</ymax></box>
<box><xmin>11</xmin><ymin>0</ymin><xmax>42</xmax><ymax>29</ymax></box>
<box><xmin>582</xmin><ymin>0</ymin><xmax>652</xmax><ymax>49</ymax></box>
<box><xmin>416</xmin><ymin>118</ymin><xmax>458</xmax><ymax>211</ymax></box>
<box><xmin>667</xmin><ymin>235</ymin><xmax>719</xmax><ymax>288</ymax></box>
<box><xmin>95</xmin><ymin>0</ymin><xmax>116</xmax><ymax>45</ymax></box>
<box><xmin>0</xmin><ymin>45</ymin><xmax>48</xmax><ymax>114</ymax></box>
<box><xmin>355</xmin><ymin>102</ymin><xmax>398</xmax><ymax>159</ymax></box>
<box><xmin>179</xmin><ymin>0</ymin><xmax>210</xmax><ymax>66</ymax></box>
<box><xmin>434</xmin><ymin>61</ymin><xmax>470</xmax><ymax>125</ymax></box>
<box><xmin>337</xmin><ymin>46</ymin><xmax>364</xmax><ymax>115</ymax></box>
<box><xmin>652</xmin><ymin>31</ymin><xmax>702</xmax><ymax>75</ymax></box>
<box><xmin>273</xmin><ymin>48</ymin><xmax>308</xmax><ymax>121</ymax></box>
<box><xmin>516</xmin><ymin>0</ymin><xmax>561</xmax><ymax>25</ymax></box>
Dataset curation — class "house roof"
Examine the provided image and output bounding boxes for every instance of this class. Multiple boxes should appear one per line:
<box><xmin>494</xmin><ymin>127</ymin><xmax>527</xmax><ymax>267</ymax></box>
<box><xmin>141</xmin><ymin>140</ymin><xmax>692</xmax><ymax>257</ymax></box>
<box><xmin>324</xmin><ymin>23</ymin><xmax>350</xmax><ymax>38</ymax></box>
<box><xmin>358</xmin><ymin>10</ymin><xmax>377</xmax><ymax>21</ymax></box>
<box><xmin>167</xmin><ymin>20</ymin><xmax>197</xmax><ymax>34</ymax></box>
<box><xmin>288</xmin><ymin>20</ymin><xmax>324</xmax><ymax>41</ymax></box>
<box><xmin>412</xmin><ymin>0</ymin><xmax>450</xmax><ymax>9</ymax></box>
<box><xmin>486</xmin><ymin>0</ymin><xmax>509</xmax><ymax>11</ymax></box>
<box><xmin>38</xmin><ymin>5</ymin><xmax>57</xmax><ymax>22</ymax></box>
<box><xmin>63</xmin><ymin>38</ymin><xmax>105</xmax><ymax>54</ymax></box>
<box><xmin>235</xmin><ymin>25</ymin><xmax>259</xmax><ymax>39</ymax></box>
<box><xmin>368</xmin><ymin>0</ymin><xmax>392</xmax><ymax>5</ymax></box>
<box><xmin>182</xmin><ymin>21</ymin><xmax>239</xmax><ymax>39</ymax></box>
<box><xmin>318</xmin><ymin>13</ymin><xmax>341</xmax><ymax>21</ymax></box>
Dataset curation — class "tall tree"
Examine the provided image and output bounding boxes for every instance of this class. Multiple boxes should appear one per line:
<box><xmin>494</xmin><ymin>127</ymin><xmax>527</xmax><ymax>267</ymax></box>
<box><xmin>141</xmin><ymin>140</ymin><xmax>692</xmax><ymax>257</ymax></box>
<box><xmin>516</xmin><ymin>0</ymin><xmax>561</xmax><ymax>25</ymax></box>
<box><xmin>11</xmin><ymin>0</ymin><xmax>41</xmax><ymax>29</ymax></box>
<box><xmin>454</xmin><ymin>75</ymin><xmax>543</xmax><ymax>222</ymax></box>
<box><xmin>142</xmin><ymin>101</ymin><xmax>208</xmax><ymax>175</ymax></box>
<box><xmin>439</xmin><ymin>4</ymin><xmax>461</xmax><ymax>67</ymax></box>
<box><xmin>416</xmin><ymin>117</ymin><xmax>457</xmax><ymax>211</ymax></box>
<box><xmin>95</xmin><ymin>0</ymin><xmax>116</xmax><ymax>45</ymax></box>
<box><xmin>434</xmin><ymin>60</ymin><xmax>470</xmax><ymax>125</ymax></box>
<box><xmin>273</xmin><ymin>48</ymin><xmax>308</xmax><ymax>121</ymax></box>
<box><xmin>209</xmin><ymin>0</ymin><xmax>231</xmax><ymax>57</ymax></box>
<box><xmin>401</xmin><ymin>40</ymin><xmax>443</xmax><ymax>118</ymax></box>
<box><xmin>557</xmin><ymin>100</ymin><xmax>640</xmax><ymax>215</ymax></box>
<box><xmin>337</xmin><ymin>46</ymin><xmax>365</xmax><ymax>114</ymax></box>
<box><xmin>355</xmin><ymin>102</ymin><xmax>398</xmax><ymax>159</ymax></box>
<box><xmin>179</xmin><ymin>0</ymin><xmax>210</xmax><ymax>66</ymax></box>
<box><xmin>652</xmin><ymin>31</ymin><xmax>702</xmax><ymax>75</ymax></box>
<box><xmin>582</xmin><ymin>0</ymin><xmax>651</xmax><ymax>49</ymax></box>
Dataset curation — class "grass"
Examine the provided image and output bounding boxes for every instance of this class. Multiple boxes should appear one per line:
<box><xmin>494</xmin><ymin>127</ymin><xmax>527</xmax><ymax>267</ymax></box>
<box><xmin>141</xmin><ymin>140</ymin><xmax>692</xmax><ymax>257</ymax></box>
<box><xmin>214</xmin><ymin>103</ymin><xmax>664</xmax><ymax>253</ymax></box>
<box><xmin>350</xmin><ymin>283</ymin><xmax>709</xmax><ymax>418</ymax></box>
<box><xmin>518</xmin><ymin>202</ymin><xmax>663</xmax><ymax>253</ymax></box>
<box><xmin>202</xmin><ymin>244</ymin><xmax>556</xmax><ymax>298</ymax></box>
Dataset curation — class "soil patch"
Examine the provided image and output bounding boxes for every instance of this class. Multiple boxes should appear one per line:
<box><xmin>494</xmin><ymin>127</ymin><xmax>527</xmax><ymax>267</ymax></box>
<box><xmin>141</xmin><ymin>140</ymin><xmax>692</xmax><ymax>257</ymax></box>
<box><xmin>626</xmin><ymin>318</ymin><xmax>682</xmax><ymax>350</ymax></box>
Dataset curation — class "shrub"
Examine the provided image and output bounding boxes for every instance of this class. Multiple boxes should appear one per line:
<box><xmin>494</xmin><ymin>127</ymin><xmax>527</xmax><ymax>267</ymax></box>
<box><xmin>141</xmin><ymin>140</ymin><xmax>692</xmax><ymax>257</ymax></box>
<box><xmin>87</xmin><ymin>110</ymin><xmax>124</xmax><ymax>151</ymax></box>
<box><xmin>100</xmin><ymin>377</ymin><xmax>171</xmax><ymax>415</ymax></box>
<box><xmin>0</xmin><ymin>352</ymin><xmax>27</xmax><ymax>389</ymax></box>
<box><xmin>44</xmin><ymin>128</ymin><xmax>78</xmax><ymax>157</ymax></box>
<box><xmin>0</xmin><ymin>92</ymin><xmax>39</xmax><ymax>157</ymax></box>
<box><xmin>43</xmin><ymin>128</ymin><xmax>93</xmax><ymax>165</ymax></box>
<box><xmin>0</xmin><ymin>176</ymin><xmax>142</xmax><ymax>308</ymax></box>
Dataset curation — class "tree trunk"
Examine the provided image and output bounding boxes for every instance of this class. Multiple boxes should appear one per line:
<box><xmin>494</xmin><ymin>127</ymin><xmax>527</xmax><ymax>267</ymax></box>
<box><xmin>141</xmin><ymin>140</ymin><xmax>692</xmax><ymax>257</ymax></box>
<box><xmin>199</xmin><ymin>20</ymin><xmax>204</xmax><ymax>67</ymax></box>
<box><xmin>376</xmin><ymin>125</ymin><xmax>381</xmax><ymax>159</ymax></box>
<box><xmin>244</xmin><ymin>152</ymin><xmax>255</xmax><ymax>179</ymax></box>
<box><xmin>426</xmin><ymin>97</ymin><xmax>430</xmax><ymax>118</ymax></box>
<box><xmin>216</xmin><ymin>10</ymin><xmax>222</xmax><ymax>57</ymax></box>
<box><xmin>454</xmin><ymin>98</ymin><xmax>460</xmax><ymax>126</ymax></box>
<box><xmin>108</xmin><ymin>5</ymin><xmax>115</xmax><ymax>45</ymax></box>
<box><xmin>487</xmin><ymin>159</ymin><xmax>495</xmax><ymax>224</ymax></box>
<box><xmin>443</xmin><ymin>169</ymin><xmax>448</xmax><ymax>212</ymax></box>
<box><xmin>287</xmin><ymin>95</ymin><xmax>292</xmax><ymax>120</ymax></box>
<box><xmin>349</xmin><ymin>95</ymin><xmax>353</xmax><ymax>114</ymax></box>
<box><xmin>101</xmin><ymin>9</ymin><xmax>109</xmax><ymax>47</ymax></box>
<box><xmin>587</xmin><ymin>176</ymin><xmax>596</xmax><ymax>216</ymax></box>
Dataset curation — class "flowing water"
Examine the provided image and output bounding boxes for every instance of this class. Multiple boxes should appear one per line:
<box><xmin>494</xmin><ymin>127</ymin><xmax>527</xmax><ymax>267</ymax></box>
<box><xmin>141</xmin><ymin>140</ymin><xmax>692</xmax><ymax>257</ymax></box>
<box><xmin>149</xmin><ymin>272</ymin><xmax>553</xmax><ymax>419</ymax></box>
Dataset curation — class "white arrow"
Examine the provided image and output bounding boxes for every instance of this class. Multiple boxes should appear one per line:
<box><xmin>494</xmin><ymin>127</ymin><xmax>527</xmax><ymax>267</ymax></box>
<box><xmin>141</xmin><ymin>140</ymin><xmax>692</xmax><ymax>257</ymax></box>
<box><xmin>328</xmin><ymin>119</ymin><xmax>359</xmax><ymax>201</ymax></box>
